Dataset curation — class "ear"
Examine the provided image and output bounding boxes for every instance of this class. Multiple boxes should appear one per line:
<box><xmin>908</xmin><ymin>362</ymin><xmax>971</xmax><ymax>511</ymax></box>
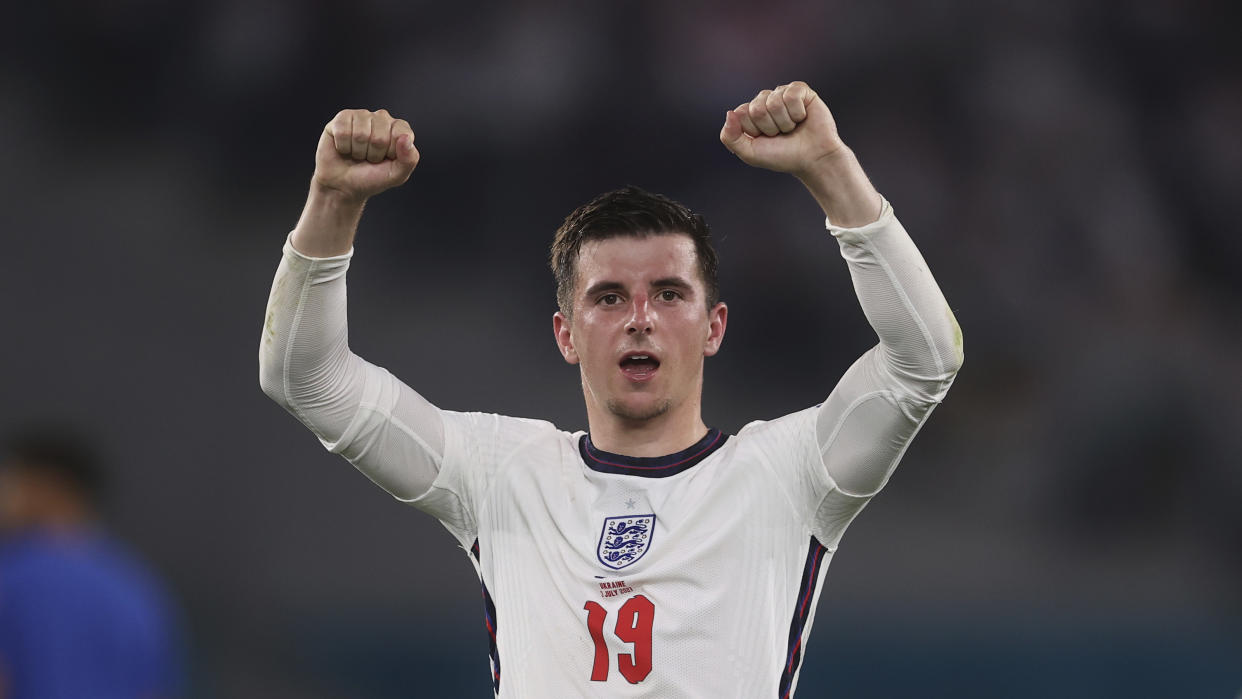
<box><xmin>703</xmin><ymin>302</ymin><xmax>728</xmax><ymax>357</ymax></box>
<box><xmin>552</xmin><ymin>311</ymin><xmax>579</xmax><ymax>364</ymax></box>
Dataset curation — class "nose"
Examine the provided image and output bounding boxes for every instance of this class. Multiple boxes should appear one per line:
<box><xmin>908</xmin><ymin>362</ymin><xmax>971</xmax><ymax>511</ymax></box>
<box><xmin>625</xmin><ymin>297</ymin><xmax>653</xmax><ymax>335</ymax></box>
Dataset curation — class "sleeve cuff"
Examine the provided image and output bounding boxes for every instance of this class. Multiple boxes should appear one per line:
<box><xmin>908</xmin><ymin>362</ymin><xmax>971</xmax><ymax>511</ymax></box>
<box><xmin>280</xmin><ymin>232</ymin><xmax>353</xmax><ymax>284</ymax></box>
<box><xmin>825</xmin><ymin>197</ymin><xmax>894</xmax><ymax>243</ymax></box>
<box><xmin>283</xmin><ymin>232</ymin><xmax>354</xmax><ymax>262</ymax></box>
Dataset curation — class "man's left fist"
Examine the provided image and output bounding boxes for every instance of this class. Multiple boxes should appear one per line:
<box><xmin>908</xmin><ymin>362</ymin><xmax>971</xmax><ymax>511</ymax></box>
<box><xmin>719</xmin><ymin>81</ymin><xmax>846</xmax><ymax>178</ymax></box>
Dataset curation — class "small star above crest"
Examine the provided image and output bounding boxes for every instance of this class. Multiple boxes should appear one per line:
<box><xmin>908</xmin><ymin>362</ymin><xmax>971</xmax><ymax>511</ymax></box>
<box><xmin>624</xmin><ymin>498</ymin><xmax>637</xmax><ymax>509</ymax></box>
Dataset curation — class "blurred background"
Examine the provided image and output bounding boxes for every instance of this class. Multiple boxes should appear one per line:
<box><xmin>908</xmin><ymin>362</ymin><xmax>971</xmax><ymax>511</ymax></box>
<box><xmin>2</xmin><ymin>0</ymin><xmax>1239</xmax><ymax>696</ymax></box>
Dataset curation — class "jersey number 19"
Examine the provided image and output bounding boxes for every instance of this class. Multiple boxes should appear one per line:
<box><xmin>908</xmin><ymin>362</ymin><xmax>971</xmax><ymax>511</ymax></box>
<box><xmin>583</xmin><ymin>596</ymin><xmax>655</xmax><ymax>683</ymax></box>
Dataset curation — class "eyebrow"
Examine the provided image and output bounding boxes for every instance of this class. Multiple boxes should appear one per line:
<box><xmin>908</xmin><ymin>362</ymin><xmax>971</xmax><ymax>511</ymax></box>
<box><xmin>582</xmin><ymin>277</ymin><xmax>695</xmax><ymax>299</ymax></box>
<box><xmin>651</xmin><ymin>277</ymin><xmax>694</xmax><ymax>293</ymax></box>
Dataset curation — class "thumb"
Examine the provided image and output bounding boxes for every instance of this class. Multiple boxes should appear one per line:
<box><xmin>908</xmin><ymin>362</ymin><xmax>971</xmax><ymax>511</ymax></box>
<box><xmin>396</xmin><ymin>133</ymin><xmax>420</xmax><ymax>171</ymax></box>
<box><xmin>719</xmin><ymin>110</ymin><xmax>752</xmax><ymax>159</ymax></box>
<box><xmin>398</xmin><ymin>133</ymin><xmax>418</xmax><ymax>162</ymax></box>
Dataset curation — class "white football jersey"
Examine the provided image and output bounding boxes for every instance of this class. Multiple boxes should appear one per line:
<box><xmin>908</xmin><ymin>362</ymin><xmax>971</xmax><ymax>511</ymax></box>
<box><xmin>259</xmin><ymin>198</ymin><xmax>963</xmax><ymax>698</ymax></box>
<box><xmin>412</xmin><ymin>407</ymin><xmax>868</xmax><ymax>698</ymax></box>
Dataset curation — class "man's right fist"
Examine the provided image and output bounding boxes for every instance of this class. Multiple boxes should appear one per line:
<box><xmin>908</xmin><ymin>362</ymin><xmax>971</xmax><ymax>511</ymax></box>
<box><xmin>314</xmin><ymin>108</ymin><xmax>420</xmax><ymax>202</ymax></box>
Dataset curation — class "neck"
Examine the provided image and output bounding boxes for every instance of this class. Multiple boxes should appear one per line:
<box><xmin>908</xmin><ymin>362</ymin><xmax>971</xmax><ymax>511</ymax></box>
<box><xmin>584</xmin><ymin>397</ymin><xmax>709</xmax><ymax>458</ymax></box>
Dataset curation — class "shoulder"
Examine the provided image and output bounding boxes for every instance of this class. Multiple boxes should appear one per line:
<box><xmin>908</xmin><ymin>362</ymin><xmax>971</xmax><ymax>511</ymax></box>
<box><xmin>729</xmin><ymin>405</ymin><xmax>824</xmax><ymax>475</ymax></box>
<box><xmin>438</xmin><ymin>410</ymin><xmax>578</xmax><ymax>468</ymax></box>
<box><xmin>440</xmin><ymin>410</ymin><xmax>567</xmax><ymax>442</ymax></box>
<box><xmin>736</xmin><ymin>404</ymin><xmax>820</xmax><ymax>442</ymax></box>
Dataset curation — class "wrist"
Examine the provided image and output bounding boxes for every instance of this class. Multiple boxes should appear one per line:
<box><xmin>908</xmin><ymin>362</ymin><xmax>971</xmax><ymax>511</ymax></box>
<box><xmin>794</xmin><ymin>146</ymin><xmax>882</xmax><ymax>228</ymax></box>
<box><xmin>792</xmin><ymin>142</ymin><xmax>854</xmax><ymax>183</ymax></box>
<box><xmin>309</xmin><ymin>178</ymin><xmax>368</xmax><ymax>210</ymax></box>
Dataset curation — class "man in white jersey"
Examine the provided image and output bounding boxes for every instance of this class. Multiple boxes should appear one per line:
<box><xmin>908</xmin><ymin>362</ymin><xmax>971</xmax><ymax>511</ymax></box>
<box><xmin>260</xmin><ymin>81</ymin><xmax>963</xmax><ymax>697</ymax></box>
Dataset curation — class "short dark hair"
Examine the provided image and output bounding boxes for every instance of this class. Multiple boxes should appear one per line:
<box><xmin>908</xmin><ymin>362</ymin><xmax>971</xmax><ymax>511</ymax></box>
<box><xmin>549</xmin><ymin>185</ymin><xmax>720</xmax><ymax>316</ymax></box>
<box><xmin>3</xmin><ymin>423</ymin><xmax>105</xmax><ymax>503</ymax></box>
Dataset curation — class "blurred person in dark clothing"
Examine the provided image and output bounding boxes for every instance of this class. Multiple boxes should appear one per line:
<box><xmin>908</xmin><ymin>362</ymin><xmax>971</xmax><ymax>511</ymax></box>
<box><xmin>0</xmin><ymin>425</ymin><xmax>183</xmax><ymax>699</ymax></box>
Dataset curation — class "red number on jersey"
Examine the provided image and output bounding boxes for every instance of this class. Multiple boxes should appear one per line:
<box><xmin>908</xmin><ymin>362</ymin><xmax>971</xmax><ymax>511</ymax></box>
<box><xmin>615</xmin><ymin>595</ymin><xmax>655</xmax><ymax>683</ymax></box>
<box><xmin>583</xmin><ymin>601</ymin><xmax>609</xmax><ymax>681</ymax></box>
<box><xmin>583</xmin><ymin>595</ymin><xmax>655</xmax><ymax>684</ymax></box>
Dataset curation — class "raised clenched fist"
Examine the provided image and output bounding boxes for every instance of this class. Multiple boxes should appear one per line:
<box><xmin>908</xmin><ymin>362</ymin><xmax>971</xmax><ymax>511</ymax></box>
<box><xmin>719</xmin><ymin>82</ymin><xmax>845</xmax><ymax>179</ymax></box>
<box><xmin>314</xmin><ymin>108</ymin><xmax>420</xmax><ymax>202</ymax></box>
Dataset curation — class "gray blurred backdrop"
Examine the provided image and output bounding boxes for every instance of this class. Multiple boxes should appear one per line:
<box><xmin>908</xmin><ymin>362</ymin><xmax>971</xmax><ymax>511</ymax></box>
<box><xmin>2</xmin><ymin>0</ymin><xmax>1239</xmax><ymax>696</ymax></box>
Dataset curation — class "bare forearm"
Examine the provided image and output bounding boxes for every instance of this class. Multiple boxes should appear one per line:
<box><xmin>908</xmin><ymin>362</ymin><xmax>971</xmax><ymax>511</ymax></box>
<box><xmin>290</xmin><ymin>184</ymin><xmax>367</xmax><ymax>257</ymax></box>
<box><xmin>795</xmin><ymin>146</ymin><xmax>882</xmax><ymax>229</ymax></box>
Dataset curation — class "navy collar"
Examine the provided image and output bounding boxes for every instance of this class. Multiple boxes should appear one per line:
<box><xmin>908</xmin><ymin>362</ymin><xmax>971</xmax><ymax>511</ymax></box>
<box><xmin>579</xmin><ymin>428</ymin><xmax>729</xmax><ymax>478</ymax></box>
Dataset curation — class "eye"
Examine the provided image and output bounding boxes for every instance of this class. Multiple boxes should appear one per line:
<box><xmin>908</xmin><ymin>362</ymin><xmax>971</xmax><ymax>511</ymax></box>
<box><xmin>658</xmin><ymin>289</ymin><xmax>681</xmax><ymax>302</ymax></box>
<box><xmin>598</xmin><ymin>293</ymin><xmax>622</xmax><ymax>306</ymax></box>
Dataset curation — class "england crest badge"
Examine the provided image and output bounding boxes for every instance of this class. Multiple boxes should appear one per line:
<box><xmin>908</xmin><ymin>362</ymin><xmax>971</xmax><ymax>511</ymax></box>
<box><xmin>597</xmin><ymin>514</ymin><xmax>656</xmax><ymax>570</ymax></box>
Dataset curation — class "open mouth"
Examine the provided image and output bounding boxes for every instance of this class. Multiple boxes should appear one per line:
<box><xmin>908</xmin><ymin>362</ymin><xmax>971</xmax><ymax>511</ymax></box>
<box><xmin>619</xmin><ymin>352</ymin><xmax>660</xmax><ymax>382</ymax></box>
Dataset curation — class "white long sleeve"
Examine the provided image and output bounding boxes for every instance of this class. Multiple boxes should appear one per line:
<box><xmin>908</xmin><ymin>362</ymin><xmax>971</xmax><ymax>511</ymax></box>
<box><xmin>813</xmin><ymin>198</ymin><xmax>963</xmax><ymax>499</ymax></box>
<box><xmin>258</xmin><ymin>237</ymin><xmax>446</xmax><ymax>501</ymax></box>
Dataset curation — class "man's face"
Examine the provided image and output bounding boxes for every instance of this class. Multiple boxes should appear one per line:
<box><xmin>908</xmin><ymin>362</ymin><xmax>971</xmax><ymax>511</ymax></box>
<box><xmin>553</xmin><ymin>233</ymin><xmax>727</xmax><ymax>425</ymax></box>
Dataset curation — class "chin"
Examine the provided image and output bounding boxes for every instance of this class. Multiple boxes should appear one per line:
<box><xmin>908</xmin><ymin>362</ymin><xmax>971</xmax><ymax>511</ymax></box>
<box><xmin>605</xmin><ymin>396</ymin><xmax>672</xmax><ymax>422</ymax></box>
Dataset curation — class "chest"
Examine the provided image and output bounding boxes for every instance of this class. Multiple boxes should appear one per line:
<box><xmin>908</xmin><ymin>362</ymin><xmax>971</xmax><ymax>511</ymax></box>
<box><xmin>475</xmin><ymin>439</ymin><xmax>802</xmax><ymax>584</ymax></box>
